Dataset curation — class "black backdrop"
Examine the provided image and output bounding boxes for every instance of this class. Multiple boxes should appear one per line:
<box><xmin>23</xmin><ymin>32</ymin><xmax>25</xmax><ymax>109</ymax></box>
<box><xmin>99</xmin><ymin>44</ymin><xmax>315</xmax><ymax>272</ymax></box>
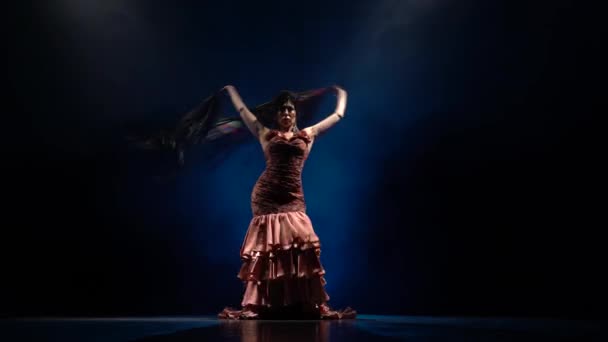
<box><xmin>5</xmin><ymin>0</ymin><xmax>605</xmax><ymax>318</ymax></box>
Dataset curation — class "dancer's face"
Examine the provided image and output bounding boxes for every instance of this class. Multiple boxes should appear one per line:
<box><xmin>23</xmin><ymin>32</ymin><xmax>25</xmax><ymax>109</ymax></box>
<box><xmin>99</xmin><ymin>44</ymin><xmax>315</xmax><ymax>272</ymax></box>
<box><xmin>276</xmin><ymin>100</ymin><xmax>296</xmax><ymax>131</ymax></box>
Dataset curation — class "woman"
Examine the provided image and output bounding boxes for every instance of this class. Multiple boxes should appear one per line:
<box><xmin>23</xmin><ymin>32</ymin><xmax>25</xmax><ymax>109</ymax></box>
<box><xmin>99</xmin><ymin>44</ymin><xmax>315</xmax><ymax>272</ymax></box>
<box><xmin>218</xmin><ymin>85</ymin><xmax>356</xmax><ymax>320</ymax></box>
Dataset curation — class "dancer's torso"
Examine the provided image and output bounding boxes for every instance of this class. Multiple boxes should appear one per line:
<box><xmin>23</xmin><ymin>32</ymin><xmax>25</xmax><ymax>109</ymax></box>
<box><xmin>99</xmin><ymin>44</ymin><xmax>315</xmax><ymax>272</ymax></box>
<box><xmin>251</xmin><ymin>130</ymin><xmax>312</xmax><ymax>216</ymax></box>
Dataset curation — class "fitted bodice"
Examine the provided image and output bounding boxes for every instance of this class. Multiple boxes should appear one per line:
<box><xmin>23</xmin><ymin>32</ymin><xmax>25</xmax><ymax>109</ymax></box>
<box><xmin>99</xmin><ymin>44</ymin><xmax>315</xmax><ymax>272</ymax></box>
<box><xmin>251</xmin><ymin>130</ymin><xmax>312</xmax><ymax>216</ymax></box>
<box><xmin>263</xmin><ymin>130</ymin><xmax>311</xmax><ymax>172</ymax></box>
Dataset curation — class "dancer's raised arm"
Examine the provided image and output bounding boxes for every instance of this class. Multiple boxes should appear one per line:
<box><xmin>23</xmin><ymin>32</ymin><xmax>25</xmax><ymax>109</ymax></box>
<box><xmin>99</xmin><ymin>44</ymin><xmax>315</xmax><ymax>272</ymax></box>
<box><xmin>223</xmin><ymin>85</ymin><xmax>266</xmax><ymax>138</ymax></box>
<box><xmin>304</xmin><ymin>85</ymin><xmax>347</xmax><ymax>138</ymax></box>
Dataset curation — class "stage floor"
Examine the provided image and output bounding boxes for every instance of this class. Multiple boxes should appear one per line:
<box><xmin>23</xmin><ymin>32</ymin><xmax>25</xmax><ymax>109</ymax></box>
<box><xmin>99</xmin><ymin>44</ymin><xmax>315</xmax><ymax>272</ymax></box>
<box><xmin>1</xmin><ymin>315</ymin><xmax>605</xmax><ymax>341</ymax></box>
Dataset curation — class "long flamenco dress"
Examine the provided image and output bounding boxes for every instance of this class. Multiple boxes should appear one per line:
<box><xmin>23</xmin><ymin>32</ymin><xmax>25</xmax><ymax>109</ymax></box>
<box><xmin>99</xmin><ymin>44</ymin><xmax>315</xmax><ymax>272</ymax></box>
<box><xmin>218</xmin><ymin>129</ymin><xmax>355</xmax><ymax>320</ymax></box>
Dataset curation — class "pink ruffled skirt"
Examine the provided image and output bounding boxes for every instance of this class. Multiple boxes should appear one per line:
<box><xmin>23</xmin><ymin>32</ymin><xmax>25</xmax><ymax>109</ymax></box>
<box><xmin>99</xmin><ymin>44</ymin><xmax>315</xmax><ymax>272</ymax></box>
<box><xmin>219</xmin><ymin>211</ymin><xmax>356</xmax><ymax>319</ymax></box>
<box><xmin>238</xmin><ymin>211</ymin><xmax>329</xmax><ymax>307</ymax></box>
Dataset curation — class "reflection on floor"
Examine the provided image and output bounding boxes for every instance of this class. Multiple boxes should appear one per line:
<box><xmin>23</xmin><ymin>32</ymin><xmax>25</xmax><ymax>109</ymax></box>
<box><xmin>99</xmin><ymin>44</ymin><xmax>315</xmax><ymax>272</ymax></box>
<box><xmin>1</xmin><ymin>315</ymin><xmax>605</xmax><ymax>341</ymax></box>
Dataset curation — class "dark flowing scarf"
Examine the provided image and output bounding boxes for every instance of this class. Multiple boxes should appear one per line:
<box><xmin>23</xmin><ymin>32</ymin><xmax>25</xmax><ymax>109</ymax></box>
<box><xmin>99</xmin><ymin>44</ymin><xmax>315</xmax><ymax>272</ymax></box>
<box><xmin>128</xmin><ymin>86</ymin><xmax>334</xmax><ymax>168</ymax></box>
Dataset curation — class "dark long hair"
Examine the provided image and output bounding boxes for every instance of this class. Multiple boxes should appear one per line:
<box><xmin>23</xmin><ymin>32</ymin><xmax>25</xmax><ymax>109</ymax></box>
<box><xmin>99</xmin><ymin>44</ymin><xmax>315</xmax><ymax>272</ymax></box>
<box><xmin>128</xmin><ymin>86</ymin><xmax>333</xmax><ymax>167</ymax></box>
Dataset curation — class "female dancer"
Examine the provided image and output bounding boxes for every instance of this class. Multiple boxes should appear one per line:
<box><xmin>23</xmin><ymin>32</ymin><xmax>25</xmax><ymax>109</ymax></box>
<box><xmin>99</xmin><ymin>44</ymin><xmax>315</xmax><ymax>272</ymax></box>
<box><xmin>218</xmin><ymin>85</ymin><xmax>355</xmax><ymax>320</ymax></box>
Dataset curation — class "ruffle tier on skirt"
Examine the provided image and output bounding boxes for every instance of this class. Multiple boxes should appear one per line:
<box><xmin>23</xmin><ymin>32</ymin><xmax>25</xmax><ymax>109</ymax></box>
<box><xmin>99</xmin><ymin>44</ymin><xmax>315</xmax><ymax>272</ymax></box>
<box><xmin>218</xmin><ymin>211</ymin><xmax>355</xmax><ymax>319</ymax></box>
<box><xmin>238</xmin><ymin>211</ymin><xmax>329</xmax><ymax>307</ymax></box>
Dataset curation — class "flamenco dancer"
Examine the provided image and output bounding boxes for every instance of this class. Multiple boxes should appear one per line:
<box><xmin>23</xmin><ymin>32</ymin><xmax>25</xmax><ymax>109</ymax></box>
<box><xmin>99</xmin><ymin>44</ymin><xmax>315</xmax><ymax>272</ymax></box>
<box><xmin>217</xmin><ymin>85</ymin><xmax>356</xmax><ymax>320</ymax></box>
